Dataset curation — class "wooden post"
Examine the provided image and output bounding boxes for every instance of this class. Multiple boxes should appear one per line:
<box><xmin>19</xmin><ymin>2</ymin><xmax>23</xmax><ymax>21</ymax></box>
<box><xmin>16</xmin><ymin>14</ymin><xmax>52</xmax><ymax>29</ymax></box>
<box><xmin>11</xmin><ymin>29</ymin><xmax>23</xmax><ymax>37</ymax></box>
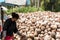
<box><xmin>38</xmin><ymin>0</ymin><xmax>40</xmax><ymax>10</ymax></box>
<box><xmin>44</xmin><ymin>0</ymin><xmax>46</xmax><ymax>10</ymax></box>
<box><xmin>0</xmin><ymin>4</ymin><xmax>1</xmax><ymax>39</ymax></box>
<box><xmin>35</xmin><ymin>0</ymin><xmax>37</xmax><ymax>7</ymax></box>
<box><xmin>1</xmin><ymin>8</ymin><xmax>4</xmax><ymax>26</ymax></box>
<box><xmin>50</xmin><ymin>0</ymin><xmax>56</xmax><ymax>11</ymax></box>
<box><xmin>0</xmin><ymin>4</ymin><xmax>4</xmax><ymax>39</ymax></box>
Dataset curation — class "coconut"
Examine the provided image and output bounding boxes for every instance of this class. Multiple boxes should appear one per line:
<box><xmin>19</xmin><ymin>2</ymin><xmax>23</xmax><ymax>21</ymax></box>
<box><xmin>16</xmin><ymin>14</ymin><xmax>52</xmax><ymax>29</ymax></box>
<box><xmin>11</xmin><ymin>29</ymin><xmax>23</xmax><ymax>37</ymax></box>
<box><xmin>50</xmin><ymin>24</ymin><xmax>57</xmax><ymax>29</ymax></box>
<box><xmin>57</xmin><ymin>29</ymin><xmax>60</xmax><ymax>32</ymax></box>
<box><xmin>44</xmin><ymin>34</ymin><xmax>52</xmax><ymax>40</ymax></box>
<box><xmin>56</xmin><ymin>32</ymin><xmax>60</xmax><ymax>38</ymax></box>
<box><xmin>51</xmin><ymin>38</ymin><xmax>55</xmax><ymax>40</ymax></box>
<box><xmin>56</xmin><ymin>39</ymin><xmax>60</xmax><ymax>40</ymax></box>
<box><xmin>41</xmin><ymin>26</ymin><xmax>45</xmax><ymax>31</ymax></box>
<box><xmin>34</xmin><ymin>37</ymin><xmax>39</xmax><ymax>40</ymax></box>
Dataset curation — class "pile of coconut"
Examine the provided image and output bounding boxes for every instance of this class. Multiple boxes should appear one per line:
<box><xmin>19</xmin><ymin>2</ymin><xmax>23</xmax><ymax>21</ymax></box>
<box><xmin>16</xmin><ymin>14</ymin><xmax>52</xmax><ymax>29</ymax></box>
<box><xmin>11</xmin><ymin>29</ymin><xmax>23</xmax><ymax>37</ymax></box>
<box><xmin>11</xmin><ymin>11</ymin><xmax>60</xmax><ymax>40</ymax></box>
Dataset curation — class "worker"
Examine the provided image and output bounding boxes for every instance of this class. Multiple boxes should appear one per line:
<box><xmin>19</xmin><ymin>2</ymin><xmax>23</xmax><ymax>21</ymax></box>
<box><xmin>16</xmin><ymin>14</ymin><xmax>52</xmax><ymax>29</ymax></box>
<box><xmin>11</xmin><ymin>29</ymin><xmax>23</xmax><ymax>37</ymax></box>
<box><xmin>3</xmin><ymin>12</ymin><xmax>25</xmax><ymax>40</ymax></box>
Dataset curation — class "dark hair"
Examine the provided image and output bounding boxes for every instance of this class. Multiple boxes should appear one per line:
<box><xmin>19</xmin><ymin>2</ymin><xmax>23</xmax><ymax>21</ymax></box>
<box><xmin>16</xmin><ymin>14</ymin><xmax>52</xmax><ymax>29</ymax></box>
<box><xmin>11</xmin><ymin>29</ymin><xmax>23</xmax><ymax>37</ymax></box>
<box><xmin>12</xmin><ymin>12</ymin><xmax>19</xmax><ymax>19</ymax></box>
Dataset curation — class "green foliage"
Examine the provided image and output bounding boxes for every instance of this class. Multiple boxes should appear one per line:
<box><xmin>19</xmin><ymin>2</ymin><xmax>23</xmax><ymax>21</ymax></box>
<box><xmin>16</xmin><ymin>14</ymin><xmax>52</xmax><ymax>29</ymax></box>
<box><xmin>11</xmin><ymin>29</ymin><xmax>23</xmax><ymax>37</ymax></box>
<box><xmin>6</xmin><ymin>9</ymin><xmax>13</xmax><ymax>15</ymax></box>
<box><xmin>5</xmin><ymin>0</ymin><xmax>60</xmax><ymax>15</ymax></box>
<box><xmin>6</xmin><ymin>6</ymin><xmax>44</xmax><ymax>14</ymax></box>
<box><xmin>54</xmin><ymin>4</ymin><xmax>60</xmax><ymax>12</ymax></box>
<box><xmin>16</xmin><ymin>6</ymin><xmax>38</xmax><ymax>13</ymax></box>
<box><xmin>45</xmin><ymin>0</ymin><xmax>60</xmax><ymax>12</ymax></box>
<box><xmin>54</xmin><ymin>0</ymin><xmax>60</xmax><ymax>12</ymax></box>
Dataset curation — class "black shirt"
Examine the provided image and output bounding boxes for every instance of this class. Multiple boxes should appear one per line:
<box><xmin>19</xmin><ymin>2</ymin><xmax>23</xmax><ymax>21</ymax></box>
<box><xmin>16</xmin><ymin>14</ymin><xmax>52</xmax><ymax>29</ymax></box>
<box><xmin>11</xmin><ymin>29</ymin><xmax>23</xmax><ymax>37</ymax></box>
<box><xmin>3</xmin><ymin>18</ymin><xmax>18</xmax><ymax>36</ymax></box>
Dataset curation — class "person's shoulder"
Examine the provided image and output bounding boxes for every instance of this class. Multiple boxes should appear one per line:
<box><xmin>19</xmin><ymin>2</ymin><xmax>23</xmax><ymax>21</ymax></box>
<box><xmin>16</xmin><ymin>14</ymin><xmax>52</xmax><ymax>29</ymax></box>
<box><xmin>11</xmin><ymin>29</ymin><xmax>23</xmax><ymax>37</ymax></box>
<box><xmin>6</xmin><ymin>18</ymin><xmax>11</xmax><ymax>22</ymax></box>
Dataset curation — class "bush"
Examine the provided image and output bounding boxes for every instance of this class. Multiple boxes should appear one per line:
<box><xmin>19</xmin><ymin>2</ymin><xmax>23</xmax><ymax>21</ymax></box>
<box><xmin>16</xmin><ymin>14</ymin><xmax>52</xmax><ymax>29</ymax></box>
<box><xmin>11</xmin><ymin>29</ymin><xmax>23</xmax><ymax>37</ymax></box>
<box><xmin>6</xmin><ymin>6</ymin><xmax>44</xmax><ymax>14</ymax></box>
<box><xmin>55</xmin><ymin>5</ymin><xmax>60</xmax><ymax>12</ymax></box>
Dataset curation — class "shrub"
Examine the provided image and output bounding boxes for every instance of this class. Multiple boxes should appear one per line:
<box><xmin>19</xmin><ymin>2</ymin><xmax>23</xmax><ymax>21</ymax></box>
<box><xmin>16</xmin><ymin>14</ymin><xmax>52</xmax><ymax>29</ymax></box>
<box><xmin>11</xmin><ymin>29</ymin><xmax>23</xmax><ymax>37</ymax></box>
<box><xmin>6</xmin><ymin>6</ymin><xmax>44</xmax><ymax>14</ymax></box>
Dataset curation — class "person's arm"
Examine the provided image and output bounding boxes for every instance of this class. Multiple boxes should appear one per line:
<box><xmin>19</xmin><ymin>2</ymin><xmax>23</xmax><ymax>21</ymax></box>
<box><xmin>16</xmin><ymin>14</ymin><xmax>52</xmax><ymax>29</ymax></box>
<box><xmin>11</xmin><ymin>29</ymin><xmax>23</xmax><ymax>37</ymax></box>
<box><xmin>14</xmin><ymin>23</ymin><xmax>23</xmax><ymax>36</ymax></box>
<box><xmin>3</xmin><ymin>31</ymin><xmax>6</xmax><ymax>37</ymax></box>
<box><xmin>3</xmin><ymin>19</ymin><xmax>10</xmax><ymax>37</ymax></box>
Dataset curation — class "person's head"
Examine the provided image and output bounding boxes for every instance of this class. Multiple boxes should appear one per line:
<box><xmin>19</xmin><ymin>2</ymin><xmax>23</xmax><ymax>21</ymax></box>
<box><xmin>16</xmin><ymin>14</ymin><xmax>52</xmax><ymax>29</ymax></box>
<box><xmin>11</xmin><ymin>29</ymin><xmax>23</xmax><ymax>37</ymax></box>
<box><xmin>11</xmin><ymin>12</ymin><xmax>19</xmax><ymax>21</ymax></box>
